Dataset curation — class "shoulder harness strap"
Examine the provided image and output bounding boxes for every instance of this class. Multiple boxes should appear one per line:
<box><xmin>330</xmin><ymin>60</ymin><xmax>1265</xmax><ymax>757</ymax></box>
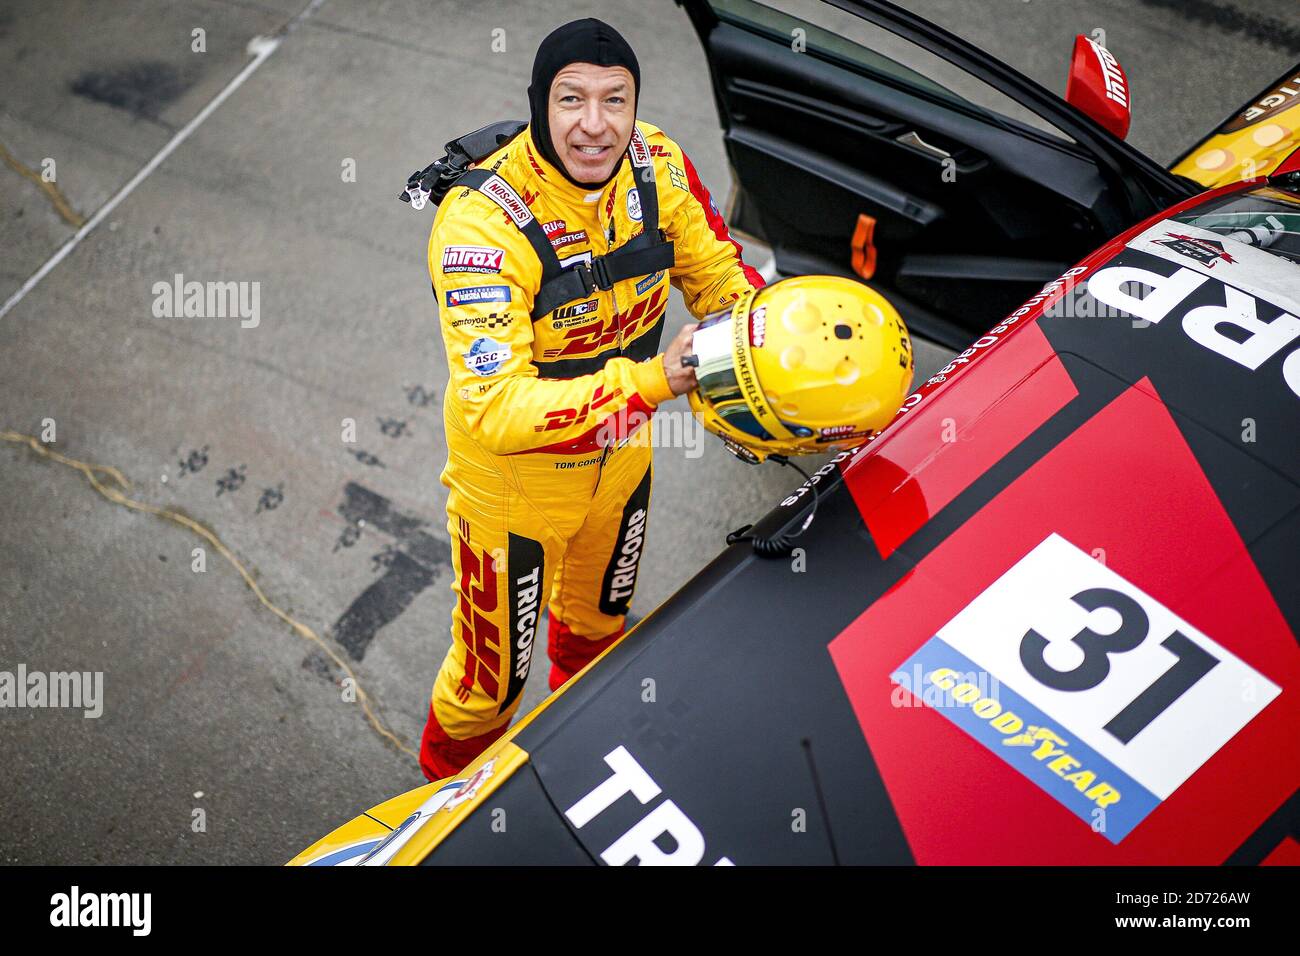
<box><xmin>456</xmin><ymin>167</ymin><xmax>564</xmax><ymax>293</ymax></box>
<box><xmin>457</xmin><ymin>127</ymin><xmax>676</xmax><ymax>321</ymax></box>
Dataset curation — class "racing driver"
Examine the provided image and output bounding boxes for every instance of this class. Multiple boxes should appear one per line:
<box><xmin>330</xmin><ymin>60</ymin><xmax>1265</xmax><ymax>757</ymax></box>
<box><xmin>420</xmin><ymin>18</ymin><xmax>764</xmax><ymax>780</ymax></box>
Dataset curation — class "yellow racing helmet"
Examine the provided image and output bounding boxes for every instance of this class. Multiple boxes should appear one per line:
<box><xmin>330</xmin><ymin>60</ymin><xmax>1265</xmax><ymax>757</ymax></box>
<box><xmin>688</xmin><ymin>275</ymin><xmax>914</xmax><ymax>463</ymax></box>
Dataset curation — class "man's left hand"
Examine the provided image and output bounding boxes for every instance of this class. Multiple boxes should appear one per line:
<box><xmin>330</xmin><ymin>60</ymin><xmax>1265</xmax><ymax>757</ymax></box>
<box><xmin>662</xmin><ymin>322</ymin><xmax>700</xmax><ymax>397</ymax></box>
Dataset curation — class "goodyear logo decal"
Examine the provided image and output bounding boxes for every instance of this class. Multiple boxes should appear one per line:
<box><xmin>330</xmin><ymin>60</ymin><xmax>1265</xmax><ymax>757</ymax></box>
<box><xmin>635</xmin><ymin>271</ymin><xmax>664</xmax><ymax>296</ymax></box>
<box><xmin>892</xmin><ymin>636</ymin><xmax>1159</xmax><ymax>842</ymax></box>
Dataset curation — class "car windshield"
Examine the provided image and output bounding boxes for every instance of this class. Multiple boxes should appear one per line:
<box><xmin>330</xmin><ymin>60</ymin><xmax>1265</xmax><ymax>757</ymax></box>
<box><xmin>1170</xmin><ymin>186</ymin><xmax>1300</xmax><ymax>266</ymax></box>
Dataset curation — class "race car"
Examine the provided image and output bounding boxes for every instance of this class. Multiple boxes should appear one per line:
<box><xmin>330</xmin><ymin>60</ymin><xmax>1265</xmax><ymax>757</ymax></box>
<box><xmin>292</xmin><ymin>0</ymin><xmax>1300</xmax><ymax>865</ymax></box>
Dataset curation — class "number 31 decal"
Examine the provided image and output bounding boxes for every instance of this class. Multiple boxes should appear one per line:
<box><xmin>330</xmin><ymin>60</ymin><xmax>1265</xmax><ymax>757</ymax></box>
<box><xmin>1020</xmin><ymin>587</ymin><xmax>1219</xmax><ymax>744</ymax></box>
<box><xmin>934</xmin><ymin>534</ymin><xmax>1278</xmax><ymax>802</ymax></box>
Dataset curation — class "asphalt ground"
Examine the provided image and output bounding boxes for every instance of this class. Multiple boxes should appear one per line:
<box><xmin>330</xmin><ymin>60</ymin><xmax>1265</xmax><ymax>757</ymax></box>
<box><xmin>0</xmin><ymin>0</ymin><xmax>1296</xmax><ymax>864</ymax></box>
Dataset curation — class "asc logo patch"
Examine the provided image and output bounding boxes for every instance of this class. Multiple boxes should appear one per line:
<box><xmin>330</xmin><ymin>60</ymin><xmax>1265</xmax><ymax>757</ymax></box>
<box><xmin>463</xmin><ymin>336</ymin><xmax>512</xmax><ymax>376</ymax></box>
<box><xmin>626</xmin><ymin>187</ymin><xmax>643</xmax><ymax>222</ymax></box>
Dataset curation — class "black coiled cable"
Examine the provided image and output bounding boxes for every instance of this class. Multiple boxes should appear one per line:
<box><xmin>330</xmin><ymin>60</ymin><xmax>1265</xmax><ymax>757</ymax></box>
<box><xmin>726</xmin><ymin>454</ymin><xmax>821</xmax><ymax>558</ymax></box>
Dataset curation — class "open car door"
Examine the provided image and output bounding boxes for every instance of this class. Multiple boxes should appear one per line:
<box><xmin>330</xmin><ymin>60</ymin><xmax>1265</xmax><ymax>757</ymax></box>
<box><xmin>677</xmin><ymin>0</ymin><xmax>1194</xmax><ymax>346</ymax></box>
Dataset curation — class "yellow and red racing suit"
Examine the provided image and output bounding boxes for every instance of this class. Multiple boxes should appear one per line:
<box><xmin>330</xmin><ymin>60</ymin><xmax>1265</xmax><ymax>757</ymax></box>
<box><xmin>420</xmin><ymin>119</ymin><xmax>762</xmax><ymax>781</ymax></box>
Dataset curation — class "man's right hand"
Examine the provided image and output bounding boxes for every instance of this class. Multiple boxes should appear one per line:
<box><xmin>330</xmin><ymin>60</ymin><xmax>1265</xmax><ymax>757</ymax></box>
<box><xmin>661</xmin><ymin>321</ymin><xmax>699</xmax><ymax>397</ymax></box>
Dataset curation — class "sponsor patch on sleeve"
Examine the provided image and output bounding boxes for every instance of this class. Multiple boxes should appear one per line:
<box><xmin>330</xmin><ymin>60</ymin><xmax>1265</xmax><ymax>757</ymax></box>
<box><xmin>891</xmin><ymin>533</ymin><xmax>1280</xmax><ymax>843</ymax></box>
<box><xmin>462</xmin><ymin>336</ymin><xmax>512</xmax><ymax>376</ymax></box>
<box><xmin>446</xmin><ymin>285</ymin><xmax>511</xmax><ymax>308</ymax></box>
<box><xmin>442</xmin><ymin>245</ymin><xmax>505</xmax><ymax>274</ymax></box>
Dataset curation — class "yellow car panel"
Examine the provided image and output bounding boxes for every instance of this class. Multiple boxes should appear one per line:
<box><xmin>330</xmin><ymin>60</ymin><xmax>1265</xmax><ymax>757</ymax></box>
<box><xmin>288</xmin><ymin>810</ymin><xmax>394</xmax><ymax>867</ymax></box>
<box><xmin>1174</xmin><ymin>71</ymin><xmax>1300</xmax><ymax>187</ymax></box>
<box><xmin>289</xmin><ymin>625</ymin><xmax>629</xmax><ymax>865</ymax></box>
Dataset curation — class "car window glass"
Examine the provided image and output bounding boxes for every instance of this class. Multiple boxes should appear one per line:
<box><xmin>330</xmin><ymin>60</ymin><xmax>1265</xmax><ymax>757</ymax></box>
<box><xmin>707</xmin><ymin>0</ymin><xmax>1076</xmax><ymax>143</ymax></box>
<box><xmin>1171</xmin><ymin>186</ymin><xmax>1300</xmax><ymax>266</ymax></box>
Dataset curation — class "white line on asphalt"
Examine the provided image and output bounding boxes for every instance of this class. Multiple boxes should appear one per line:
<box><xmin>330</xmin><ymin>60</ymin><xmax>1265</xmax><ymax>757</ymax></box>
<box><xmin>0</xmin><ymin>0</ymin><xmax>327</xmax><ymax>321</ymax></box>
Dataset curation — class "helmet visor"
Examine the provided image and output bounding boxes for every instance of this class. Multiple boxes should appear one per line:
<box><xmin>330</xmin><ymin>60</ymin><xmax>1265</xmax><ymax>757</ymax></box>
<box><xmin>691</xmin><ymin>307</ymin><xmax>774</xmax><ymax>442</ymax></box>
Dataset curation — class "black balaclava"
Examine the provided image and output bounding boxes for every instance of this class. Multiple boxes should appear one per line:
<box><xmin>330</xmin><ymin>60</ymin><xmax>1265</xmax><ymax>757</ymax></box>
<box><xmin>527</xmin><ymin>18</ymin><xmax>640</xmax><ymax>189</ymax></box>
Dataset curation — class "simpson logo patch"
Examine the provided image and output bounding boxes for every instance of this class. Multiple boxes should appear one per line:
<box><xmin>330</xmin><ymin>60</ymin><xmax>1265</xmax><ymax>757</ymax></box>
<box><xmin>446</xmin><ymin>285</ymin><xmax>511</xmax><ymax>308</ymax></box>
<box><xmin>482</xmin><ymin>175</ymin><xmax>533</xmax><ymax>226</ymax></box>
<box><xmin>462</xmin><ymin>336</ymin><xmax>512</xmax><ymax>376</ymax></box>
<box><xmin>629</xmin><ymin>129</ymin><xmax>650</xmax><ymax>167</ymax></box>
<box><xmin>892</xmin><ymin>533</ymin><xmax>1280</xmax><ymax>843</ymax></box>
<box><xmin>442</xmin><ymin>245</ymin><xmax>505</xmax><ymax>274</ymax></box>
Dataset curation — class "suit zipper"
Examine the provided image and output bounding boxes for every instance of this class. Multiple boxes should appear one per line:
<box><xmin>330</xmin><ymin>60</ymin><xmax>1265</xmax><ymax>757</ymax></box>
<box><xmin>594</xmin><ymin>210</ymin><xmax>618</xmax><ymax>493</ymax></box>
<box><xmin>608</xmin><ymin>217</ymin><xmax>623</xmax><ymax>353</ymax></box>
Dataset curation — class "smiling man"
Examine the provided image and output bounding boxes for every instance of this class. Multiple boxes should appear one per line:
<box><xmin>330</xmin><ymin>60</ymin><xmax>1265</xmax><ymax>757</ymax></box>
<box><xmin>420</xmin><ymin>18</ymin><xmax>764</xmax><ymax>781</ymax></box>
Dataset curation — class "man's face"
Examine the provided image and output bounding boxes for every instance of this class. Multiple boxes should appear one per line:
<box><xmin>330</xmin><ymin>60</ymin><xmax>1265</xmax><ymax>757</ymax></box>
<box><xmin>547</xmin><ymin>62</ymin><xmax>635</xmax><ymax>185</ymax></box>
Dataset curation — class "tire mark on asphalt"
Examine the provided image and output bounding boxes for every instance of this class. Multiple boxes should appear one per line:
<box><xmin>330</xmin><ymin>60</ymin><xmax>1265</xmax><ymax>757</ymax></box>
<box><xmin>0</xmin><ymin>429</ymin><xmax>419</xmax><ymax>762</ymax></box>
<box><xmin>1134</xmin><ymin>0</ymin><xmax>1300</xmax><ymax>53</ymax></box>
<box><xmin>0</xmin><ymin>0</ymin><xmax>329</xmax><ymax>320</ymax></box>
<box><xmin>332</xmin><ymin>482</ymin><xmax>450</xmax><ymax>660</ymax></box>
<box><xmin>70</xmin><ymin>60</ymin><xmax>191</xmax><ymax>129</ymax></box>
